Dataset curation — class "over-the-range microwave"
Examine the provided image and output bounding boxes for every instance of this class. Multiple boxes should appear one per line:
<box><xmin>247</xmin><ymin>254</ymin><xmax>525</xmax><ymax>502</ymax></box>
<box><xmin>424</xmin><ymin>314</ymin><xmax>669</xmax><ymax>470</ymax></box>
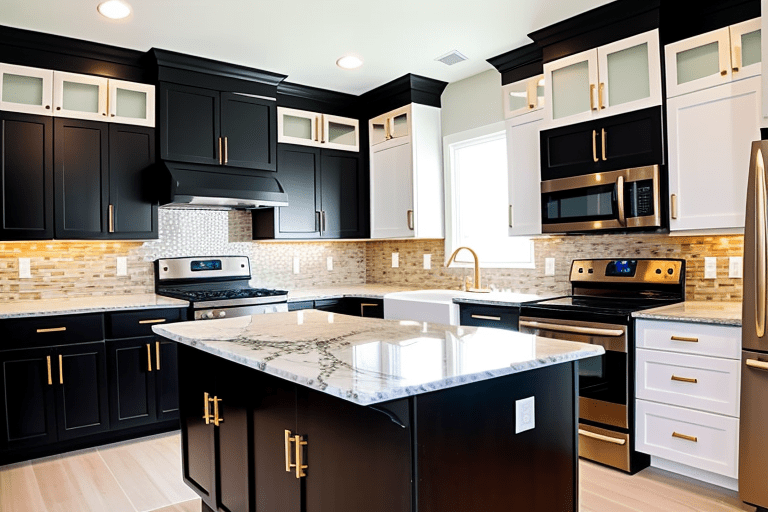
<box><xmin>540</xmin><ymin>165</ymin><xmax>662</xmax><ymax>233</ymax></box>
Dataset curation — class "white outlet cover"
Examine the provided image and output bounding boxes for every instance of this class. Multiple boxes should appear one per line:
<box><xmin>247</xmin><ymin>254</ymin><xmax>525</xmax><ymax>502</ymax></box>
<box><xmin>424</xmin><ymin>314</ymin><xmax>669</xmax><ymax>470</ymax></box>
<box><xmin>116</xmin><ymin>256</ymin><xmax>128</xmax><ymax>276</ymax></box>
<box><xmin>423</xmin><ymin>254</ymin><xmax>431</xmax><ymax>269</ymax></box>
<box><xmin>293</xmin><ymin>256</ymin><xmax>300</xmax><ymax>274</ymax></box>
<box><xmin>729</xmin><ymin>257</ymin><xmax>743</xmax><ymax>279</ymax></box>
<box><xmin>545</xmin><ymin>258</ymin><xmax>555</xmax><ymax>276</ymax></box>
<box><xmin>392</xmin><ymin>252</ymin><xmax>399</xmax><ymax>268</ymax></box>
<box><xmin>515</xmin><ymin>396</ymin><xmax>535</xmax><ymax>434</ymax></box>
<box><xmin>18</xmin><ymin>258</ymin><xmax>31</xmax><ymax>279</ymax></box>
<box><xmin>326</xmin><ymin>256</ymin><xmax>333</xmax><ymax>271</ymax></box>
<box><xmin>704</xmin><ymin>257</ymin><xmax>717</xmax><ymax>279</ymax></box>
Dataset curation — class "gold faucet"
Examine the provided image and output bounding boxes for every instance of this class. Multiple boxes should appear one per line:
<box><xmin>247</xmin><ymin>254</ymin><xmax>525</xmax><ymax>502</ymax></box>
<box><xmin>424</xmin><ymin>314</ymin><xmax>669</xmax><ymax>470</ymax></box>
<box><xmin>445</xmin><ymin>246</ymin><xmax>490</xmax><ymax>293</ymax></box>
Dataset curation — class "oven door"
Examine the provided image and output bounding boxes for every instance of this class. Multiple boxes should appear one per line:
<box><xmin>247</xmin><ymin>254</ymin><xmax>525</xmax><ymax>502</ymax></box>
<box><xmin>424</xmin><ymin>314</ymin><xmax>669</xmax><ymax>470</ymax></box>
<box><xmin>519</xmin><ymin>316</ymin><xmax>628</xmax><ymax>429</ymax></box>
<box><xmin>541</xmin><ymin>165</ymin><xmax>660</xmax><ymax>233</ymax></box>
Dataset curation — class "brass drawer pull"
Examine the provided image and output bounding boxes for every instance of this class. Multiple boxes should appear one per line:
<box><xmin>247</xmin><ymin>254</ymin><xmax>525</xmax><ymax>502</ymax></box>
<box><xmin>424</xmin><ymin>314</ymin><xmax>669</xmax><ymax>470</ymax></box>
<box><xmin>46</xmin><ymin>356</ymin><xmax>52</xmax><ymax>386</ymax></box>
<box><xmin>671</xmin><ymin>336</ymin><xmax>699</xmax><ymax>343</ymax></box>
<box><xmin>139</xmin><ymin>318</ymin><xmax>167</xmax><ymax>325</ymax></box>
<box><xmin>59</xmin><ymin>354</ymin><xmax>63</xmax><ymax>385</ymax></box>
<box><xmin>598</xmin><ymin>83</ymin><xmax>605</xmax><ymax>110</ymax></box>
<box><xmin>671</xmin><ymin>193</ymin><xmax>678</xmax><ymax>219</ymax></box>
<box><xmin>672</xmin><ymin>432</ymin><xmax>698</xmax><ymax>442</ymax></box>
<box><xmin>579</xmin><ymin>428</ymin><xmax>626</xmax><ymax>445</ymax></box>
<box><xmin>156</xmin><ymin>341</ymin><xmax>161</xmax><ymax>371</ymax></box>
<box><xmin>147</xmin><ymin>344</ymin><xmax>152</xmax><ymax>372</ymax></box>
<box><xmin>360</xmin><ymin>303</ymin><xmax>378</xmax><ymax>317</ymax></box>
<box><xmin>746</xmin><ymin>359</ymin><xmax>768</xmax><ymax>371</ymax></box>
<box><xmin>671</xmin><ymin>375</ymin><xmax>698</xmax><ymax>384</ymax></box>
<box><xmin>203</xmin><ymin>392</ymin><xmax>212</xmax><ymax>424</ymax></box>
<box><xmin>109</xmin><ymin>204</ymin><xmax>115</xmax><ymax>233</ymax></box>
<box><xmin>212</xmin><ymin>396</ymin><xmax>223</xmax><ymax>427</ymax></box>
<box><xmin>37</xmin><ymin>327</ymin><xmax>66</xmax><ymax>333</ymax></box>
<box><xmin>285</xmin><ymin>430</ymin><xmax>296</xmax><ymax>472</ymax></box>
<box><xmin>294</xmin><ymin>434</ymin><xmax>308</xmax><ymax>479</ymax></box>
<box><xmin>471</xmin><ymin>314</ymin><xmax>501</xmax><ymax>321</ymax></box>
<box><xmin>589</xmin><ymin>84</ymin><xmax>596</xmax><ymax>111</ymax></box>
<box><xmin>592</xmin><ymin>129</ymin><xmax>598</xmax><ymax>162</ymax></box>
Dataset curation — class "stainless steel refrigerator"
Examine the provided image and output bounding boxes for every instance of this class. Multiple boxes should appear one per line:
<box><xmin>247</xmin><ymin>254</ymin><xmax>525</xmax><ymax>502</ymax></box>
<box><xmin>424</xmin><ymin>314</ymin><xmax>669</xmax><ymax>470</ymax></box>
<box><xmin>740</xmin><ymin>141</ymin><xmax>768</xmax><ymax>512</ymax></box>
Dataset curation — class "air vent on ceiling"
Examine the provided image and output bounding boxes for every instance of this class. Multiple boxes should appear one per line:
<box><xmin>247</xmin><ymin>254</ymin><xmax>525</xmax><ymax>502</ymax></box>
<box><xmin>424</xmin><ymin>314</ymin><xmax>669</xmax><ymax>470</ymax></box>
<box><xmin>435</xmin><ymin>50</ymin><xmax>468</xmax><ymax>66</ymax></box>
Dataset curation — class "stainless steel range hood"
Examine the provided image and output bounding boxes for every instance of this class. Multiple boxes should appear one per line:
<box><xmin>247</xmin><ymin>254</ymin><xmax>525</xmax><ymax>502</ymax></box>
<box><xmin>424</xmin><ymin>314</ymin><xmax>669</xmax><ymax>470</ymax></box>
<box><xmin>159</xmin><ymin>162</ymin><xmax>288</xmax><ymax>210</ymax></box>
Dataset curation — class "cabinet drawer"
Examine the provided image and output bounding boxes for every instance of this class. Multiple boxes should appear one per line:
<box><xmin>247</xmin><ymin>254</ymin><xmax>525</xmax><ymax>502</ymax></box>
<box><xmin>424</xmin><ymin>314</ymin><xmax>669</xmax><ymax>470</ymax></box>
<box><xmin>636</xmin><ymin>320</ymin><xmax>741</xmax><ymax>359</ymax></box>
<box><xmin>636</xmin><ymin>349</ymin><xmax>740</xmax><ymax>417</ymax></box>
<box><xmin>106</xmin><ymin>308</ymin><xmax>185</xmax><ymax>339</ymax></box>
<box><xmin>459</xmin><ymin>304</ymin><xmax>519</xmax><ymax>331</ymax></box>
<box><xmin>636</xmin><ymin>400</ymin><xmax>739</xmax><ymax>478</ymax></box>
<box><xmin>0</xmin><ymin>314</ymin><xmax>104</xmax><ymax>349</ymax></box>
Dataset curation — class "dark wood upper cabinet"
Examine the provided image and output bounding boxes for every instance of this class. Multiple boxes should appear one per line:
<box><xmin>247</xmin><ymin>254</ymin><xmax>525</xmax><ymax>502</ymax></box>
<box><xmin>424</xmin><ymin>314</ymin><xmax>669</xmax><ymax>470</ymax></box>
<box><xmin>160</xmin><ymin>82</ymin><xmax>277</xmax><ymax>172</ymax></box>
<box><xmin>0</xmin><ymin>112</ymin><xmax>54</xmax><ymax>240</ymax></box>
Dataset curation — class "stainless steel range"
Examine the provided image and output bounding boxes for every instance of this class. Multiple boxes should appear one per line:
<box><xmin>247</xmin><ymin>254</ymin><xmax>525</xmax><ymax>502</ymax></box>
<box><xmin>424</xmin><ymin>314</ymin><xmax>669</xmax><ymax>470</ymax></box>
<box><xmin>154</xmin><ymin>256</ymin><xmax>288</xmax><ymax>320</ymax></box>
<box><xmin>519</xmin><ymin>258</ymin><xmax>685</xmax><ymax>474</ymax></box>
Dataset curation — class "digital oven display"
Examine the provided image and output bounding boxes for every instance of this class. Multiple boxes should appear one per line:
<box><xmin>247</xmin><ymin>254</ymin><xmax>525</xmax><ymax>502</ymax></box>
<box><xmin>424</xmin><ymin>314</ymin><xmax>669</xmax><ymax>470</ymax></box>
<box><xmin>190</xmin><ymin>260</ymin><xmax>222</xmax><ymax>272</ymax></box>
<box><xmin>605</xmin><ymin>260</ymin><xmax>637</xmax><ymax>277</ymax></box>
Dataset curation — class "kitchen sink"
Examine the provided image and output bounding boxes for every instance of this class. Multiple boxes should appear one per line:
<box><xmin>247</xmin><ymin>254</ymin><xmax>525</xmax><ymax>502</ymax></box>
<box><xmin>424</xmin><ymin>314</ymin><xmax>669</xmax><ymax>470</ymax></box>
<box><xmin>383</xmin><ymin>289</ymin><xmax>483</xmax><ymax>325</ymax></box>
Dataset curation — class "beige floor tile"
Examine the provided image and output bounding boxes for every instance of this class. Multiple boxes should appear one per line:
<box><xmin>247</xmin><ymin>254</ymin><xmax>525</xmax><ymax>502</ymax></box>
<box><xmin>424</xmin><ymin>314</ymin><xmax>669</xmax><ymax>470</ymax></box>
<box><xmin>0</xmin><ymin>461</ymin><xmax>48</xmax><ymax>512</ymax></box>
<box><xmin>148</xmin><ymin>498</ymin><xmax>201</xmax><ymax>512</ymax></box>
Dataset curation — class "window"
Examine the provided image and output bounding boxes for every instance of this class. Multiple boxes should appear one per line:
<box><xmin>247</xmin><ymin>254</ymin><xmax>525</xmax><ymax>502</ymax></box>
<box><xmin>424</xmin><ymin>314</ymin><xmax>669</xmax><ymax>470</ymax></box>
<box><xmin>444</xmin><ymin>123</ymin><xmax>534</xmax><ymax>268</ymax></box>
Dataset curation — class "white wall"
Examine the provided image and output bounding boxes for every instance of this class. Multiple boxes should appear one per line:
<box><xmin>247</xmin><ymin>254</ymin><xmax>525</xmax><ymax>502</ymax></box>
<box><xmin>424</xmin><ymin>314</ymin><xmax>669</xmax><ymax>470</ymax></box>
<box><xmin>440</xmin><ymin>68</ymin><xmax>503</xmax><ymax>137</ymax></box>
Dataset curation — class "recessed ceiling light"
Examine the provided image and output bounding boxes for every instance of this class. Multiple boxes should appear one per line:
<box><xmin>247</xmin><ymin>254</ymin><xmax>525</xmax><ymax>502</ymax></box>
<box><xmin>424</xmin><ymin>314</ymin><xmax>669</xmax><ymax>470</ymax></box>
<box><xmin>97</xmin><ymin>0</ymin><xmax>131</xmax><ymax>20</ymax></box>
<box><xmin>336</xmin><ymin>55</ymin><xmax>363</xmax><ymax>70</ymax></box>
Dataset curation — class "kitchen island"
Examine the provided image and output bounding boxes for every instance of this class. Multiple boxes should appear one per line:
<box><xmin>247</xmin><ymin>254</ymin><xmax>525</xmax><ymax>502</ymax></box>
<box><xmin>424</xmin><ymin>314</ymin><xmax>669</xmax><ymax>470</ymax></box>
<box><xmin>154</xmin><ymin>310</ymin><xmax>603</xmax><ymax>512</ymax></box>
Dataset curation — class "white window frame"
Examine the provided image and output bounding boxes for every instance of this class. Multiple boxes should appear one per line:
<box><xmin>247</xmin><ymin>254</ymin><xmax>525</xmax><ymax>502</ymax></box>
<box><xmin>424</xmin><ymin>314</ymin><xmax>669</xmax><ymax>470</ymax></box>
<box><xmin>443</xmin><ymin>122</ymin><xmax>535</xmax><ymax>269</ymax></box>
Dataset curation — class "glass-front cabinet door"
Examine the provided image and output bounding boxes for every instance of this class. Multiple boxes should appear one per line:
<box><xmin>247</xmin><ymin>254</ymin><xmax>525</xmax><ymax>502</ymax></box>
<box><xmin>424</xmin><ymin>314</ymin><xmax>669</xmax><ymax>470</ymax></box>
<box><xmin>322</xmin><ymin>114</ymin><xmax>359</xmax><ymax>152</ymax></box>
<box><xmin>544</xmin><ymin>48</ymin><xmax>599</xmax><ymax>128</ymax></box>
<box><xmin>53</xmin><ymin>71</ymin><xmax>108</xmax><ymax>121</ymax></box>
<box><xmin>502</xmin><ymin>75</ymin><xmax>545</xmax><ymax>119</ymax></box>
<box><xmin>0</xmin><ymin>64</ymin><xmax>53</xmax><ymax>115</ymax></box>
<box><xmin>597</xmin><ymin>30</ymin><xmax>662</xmax><ymax>117</ymax></box>
<box><xmin>108</xmin><ymin>79</ymin><xmax>155</xmax><ymax>127</ymax></box>
<box><xmin>730</xmin><ymin>18</ymin><xmax>762</xmax><ymax>80</ymax></box>
<box><xmin>665</xmin><ymin>27</ymin><xmax>732</xmax><ymax>98</ymax></box>
<box><xmin>278</xmin><ymin>107</ymin><xmax>320</xmax><ymax>147</ymax></box>
<box><xmin>370</xmin><ymin>105</ymin><xmax>411</xmax><ymax>148</ymax></box>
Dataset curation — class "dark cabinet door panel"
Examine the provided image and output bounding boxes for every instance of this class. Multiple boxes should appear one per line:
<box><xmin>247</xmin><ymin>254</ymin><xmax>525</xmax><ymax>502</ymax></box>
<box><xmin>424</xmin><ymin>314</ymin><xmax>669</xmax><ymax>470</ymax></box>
<box><xmin>541</xmin><ymin>124</ymin><xmax>597</xmax><ymax>180</ymax></box>
<box><xmin>54</xmin><ymin>119</ymin><xmax>108</xmax><ymax>239</ymax></box>
<box><xmin>160</xmin><ymin>83</ymin><xmax>220</xmax><ymax>165</ymax></box>
<box><xmin>0</xmin><ymin>112</ymin><xmax>53</xmax><ymax>239</ymax></box>
<box><xmin>0</xmin><ymin>348</ymin><xmax>57</xmax><ymax>449</ymax></box>
<box><xmin>320</xmin><ymin>151</ymin><xmax>361</xmax><ymax>238</ymax></box>
<box><xmin>54</xmin><ymin>342</ymin><xmax>110</xmax><ymax>440</ymax></box>
<box><xmin>221</xmin><ymin>92</ymin><xmax>276</xmax><ymax>171</ymax></box>
<box><xmin>107</xmin><ymin>338</ymin><xmax>157</xmax><ymax>430</ymax></box>
<box><xmin>108</xmin><ymin>124</ymin><xmax>157</xmax><ymax>238</ymax></box>
<box><xmin>156</xmin><ymin>339</ymin><xmax>179</xmax><ymax>421</ymax></box>
<box><xmin>599</xmin><ymin>106</ymin><xmax>663</xmax><ymax>169</ymax></box>
<box><xmin>276</xmin><ymin>145</ymin><xmax>321</xmax><ymax>236</ymax></box>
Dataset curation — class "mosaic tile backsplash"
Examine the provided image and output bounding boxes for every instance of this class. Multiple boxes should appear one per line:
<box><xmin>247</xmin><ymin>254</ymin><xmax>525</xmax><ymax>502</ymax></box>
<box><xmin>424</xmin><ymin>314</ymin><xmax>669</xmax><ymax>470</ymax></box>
<box><xmin>0</xmin><ymin>209</ymin><xmax>745</xmax><ymax>302</ymax></box>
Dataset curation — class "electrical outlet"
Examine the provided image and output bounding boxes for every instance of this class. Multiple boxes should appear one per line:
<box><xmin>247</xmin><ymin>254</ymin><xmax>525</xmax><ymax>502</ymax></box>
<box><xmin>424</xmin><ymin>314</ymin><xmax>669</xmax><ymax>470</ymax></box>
<box><xmin>116</xmin><ymin>257</ymin><xmax>128</xmax><ymax>276</ymax></box>
<box><xmin>704</xmin><ymin>257</ymin><xmax>717</xmax><ymax>279</ymax></box>
<box><xmin>326</xmin><ymin>256</ymin><xmax>333</xmax><ymax>271</ymax></box>
<box><xmin>293</xmin><ymin>257</ymin><xmax>300</xmax><ymax>274</ymax></box>
<box><xmin>18</xmin><ymin>258</ymin><xmax>31</xmax><ymax>279</ymax></box>
<box><xmin>515</xmin><ymin>396</ymin><xmax>535</xmax><ymax>434</ymax></box>
<box><xmin>729</xmin><ymin>257</ymin><xmax>743</xmax><ymax>279</ymax></box>
<box><xmin>545</xmin><ymin>258</ymin><xmax>555</xmax><ymax>276</ymax></box>
<box><xmin>423</xmin><ymin>254</ymin><xmax>431</xmax><ymax>269</ymax></box>
<box><xmin>392</xmin><ymin>252</ymin><xmax>399</xmax><ymax>268</ymax></box>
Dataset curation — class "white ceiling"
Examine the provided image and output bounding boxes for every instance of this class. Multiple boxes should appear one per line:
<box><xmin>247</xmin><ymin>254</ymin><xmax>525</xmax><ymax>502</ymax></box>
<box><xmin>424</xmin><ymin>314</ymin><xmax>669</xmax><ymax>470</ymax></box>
<box><xmin>2</xmin><ymin>0</ymin><xmax>613</xmax><ymax>95</ymax></box>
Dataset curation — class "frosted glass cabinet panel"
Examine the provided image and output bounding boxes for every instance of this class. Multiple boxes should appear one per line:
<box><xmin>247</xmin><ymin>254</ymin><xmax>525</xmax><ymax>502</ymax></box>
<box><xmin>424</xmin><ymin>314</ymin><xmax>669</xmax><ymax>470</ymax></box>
<box><xmin>0</xmin><ymin>64</ymin><xmax>53</xmax><ymax>115</ymax></box>
<box><xmin>53</xmin><ymin>71</ymin><xmax>108</xmax><ymax>121</ymax></box>
<box><xmin>278</xmin><ymin>107</ymin><xmax>359</xmax><ymax>152</ymax></box>
<box><xmin>730</xmin><ymin>18</ymin><xmax>762</xmax><ymax>79</ymax></box>
<box><xmin>502</xmin><ymin>75</ymin><xmax>544</xmax><ymax>119</ymax></box>
<box><xmin>369</xmin><ymin>104</ymin><xmax>411</xmax><ymax>150</ymax></box>
<box><xmin>545</xmin><ymin>49</ymin><xmax>598</xmax><ymax>126</ymax></box>
<box><xmin>323</xmin><ymin>114</ymin><xmax>359</xmax><ymax>152</ymax></box>
<box><xmin>108</xmin><ymin>79</ymin><xmax>155</xmax><ymax>127</ymax></box>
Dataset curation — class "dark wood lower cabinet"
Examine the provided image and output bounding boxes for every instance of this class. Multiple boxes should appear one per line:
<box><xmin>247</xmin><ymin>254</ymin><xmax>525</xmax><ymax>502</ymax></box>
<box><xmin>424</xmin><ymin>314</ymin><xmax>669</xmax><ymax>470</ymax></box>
<box><xmin>108</xmin><ymin>337</ymin><xmax>158</xmax><ymax>429</ymax></box>
<box><xmin>156</xmin><ymin>339</ymin><xmax>180</xmax><ymax>421</ymax></box>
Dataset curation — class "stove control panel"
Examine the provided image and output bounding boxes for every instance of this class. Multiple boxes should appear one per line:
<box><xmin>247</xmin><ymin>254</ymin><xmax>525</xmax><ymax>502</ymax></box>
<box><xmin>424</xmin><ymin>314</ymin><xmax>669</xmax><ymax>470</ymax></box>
<box><xmin>570</xmin><ymin>259</ymin><xmax>684</xmax><ymax>284</ymax></box>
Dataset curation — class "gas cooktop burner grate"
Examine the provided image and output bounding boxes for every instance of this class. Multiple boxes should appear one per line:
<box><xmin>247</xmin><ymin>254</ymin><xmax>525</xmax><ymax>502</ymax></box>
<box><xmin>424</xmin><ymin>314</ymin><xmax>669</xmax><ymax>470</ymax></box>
<box><xmin>161</xmin><ymin>287</ymin><xmax>288</xmax><ymax>302</ymax></box>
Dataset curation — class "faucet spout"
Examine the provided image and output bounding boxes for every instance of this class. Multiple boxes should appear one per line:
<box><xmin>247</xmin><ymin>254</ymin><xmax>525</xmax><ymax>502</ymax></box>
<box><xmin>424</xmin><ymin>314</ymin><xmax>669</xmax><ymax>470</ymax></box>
<box><xmin>445</xmin><ymin>246</ymin><xmax>490</xmax><ymax>293</ymax></box>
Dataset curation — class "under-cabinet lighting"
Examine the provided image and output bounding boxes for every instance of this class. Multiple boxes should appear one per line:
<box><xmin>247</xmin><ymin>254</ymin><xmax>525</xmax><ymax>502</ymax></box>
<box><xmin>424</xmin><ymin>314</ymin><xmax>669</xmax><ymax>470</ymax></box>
<box><xmin>336</xmin><ymin>55</ymin><xmax>363</xmax><ymax>70</ymax></box>
<box><xmin>97</xmin><ymin>0</ymin><xmax>131</xmax><ymax>20</ymax></box>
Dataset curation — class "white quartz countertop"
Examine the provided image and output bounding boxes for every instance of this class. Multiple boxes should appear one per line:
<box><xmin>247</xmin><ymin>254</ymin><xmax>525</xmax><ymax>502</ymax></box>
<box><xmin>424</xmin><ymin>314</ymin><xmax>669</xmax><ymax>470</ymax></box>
<box><xmin>0</xmin><ymin>294</ymin><xmax>189</xmax><ymax>319</ymax></box>
<box><xmin>452</xmin><ymin>292</ymin><xmax>550</xmax><ymax>307</ymax></box>
<box><xmin>633</xmin><ymin>301</ymin><xmax>742</xmax><ymax>326</ymax></box>
<box><xmin>153</xmin><ymin>310</ymin><xmax>604</xmax><ymax>406</ymax></box>
<box><xmin>288</xmin><ymin>285</ymin><xmax>422</xmax><ymax>302</ymax></box>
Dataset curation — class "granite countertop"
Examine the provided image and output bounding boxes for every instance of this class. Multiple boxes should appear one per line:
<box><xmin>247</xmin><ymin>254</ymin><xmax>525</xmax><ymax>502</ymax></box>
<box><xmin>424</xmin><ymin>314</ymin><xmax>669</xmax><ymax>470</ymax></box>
<box><xmin>153</xmin><ymin>310</ymin><xmax>604</xmax><ymax>406</ymax></box>
<box><xmin>0</xmin><ymin>294</ymin><xmax>189</xmax><ymax>319</ymax></box>
<box><xmin>633</xmin><ymin>301</ymin><xmax>742</xmax><ymax>327</ymax></box>
<box><xmin>452</xmin><ymin>291</ymin><xmax>551</xmax><ymax>307</ymax></box>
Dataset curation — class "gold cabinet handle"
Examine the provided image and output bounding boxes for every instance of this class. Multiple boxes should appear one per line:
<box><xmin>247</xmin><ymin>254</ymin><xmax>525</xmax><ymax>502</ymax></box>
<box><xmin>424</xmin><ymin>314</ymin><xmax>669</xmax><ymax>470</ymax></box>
<box><xmin>218</xmin><ymin>137</ymin><xmax>223</xmax><ymax>165</ymax></box>
<box><xmin>671</xmin><ymin>193</ymin><xmax>678</xmax><ymax>220</ymax></box>
<box><xmin>285</xmin><ymin>430</ymin><xmax>296</xmax><ymax>472</ymax></box>
<box><xmin>46</xmin><ymin>356</ymin><xmax>52</xmax><ymax>386</ymax></box>
<box><xmin>37</xmin><ymin>327</ymin><xmax>66</xmax><ymax>333</ymax></box>
<box><xmin>598</xmin><ymin>83</ymin><xmax>605</xmax><ymax>110</ymax></box>
<box><xmin>670</xmin><ymin>335</ymin><xmax>698</xmax><ymax>343</ymax></box>
<box><xmin>314</xmin><ymin>116</ymin><xmax>320</xmax><ymax>142</ymax></box>
<box><xmin>519</xmin><ymin>320</ymin><xmax>624</xmax><ymax>337</ymax></box>
<box><xmin>321</xmin><ymin>210</ymin><xmax>327</xmax><ymax>233</ymax></box>
<box><xmin>509</xmin><ymin>205</ymin><xmax>514</xmax><ymax>228</ymax></box>
<box><xmin>319</xmin><ymin>114</ymin><xmax>325</xmax><ymax>143</ymax></box>
<box><xmin>671</xmin><ymin>375</ymin><xmax>698</xmax><ymax>383</ymax></box>
<box><xmin>407</xmin><ymin>209</ymin><xmax>414</xmax><ymax>230</ymax></box>
<box><xmin>203</xmin><ymin>392</ymin><xmax>212</xmax><ymax>424</ymax></box>
<box><xmin>109</xmin><ymin>204</ymin><xmax>115</xmax><ymax>233</ymax></box>
<box><xmin>59</xmin><ymin>354</ymin><xmax>63</xmax><ymax>385</ymax></box>
<box><xmin>223</xmin><ymin>136</ymin><xmax>228</xmax><ymax>164</ymax></box>
<box><xmin>672</xmin><ymin>432</ymin><xmax>698</xmax><ymax>442</ymax></box>
<box><xmin>589</xmin><ymin>84</ymin><xmax>596</xmax><ymax>111</ymax></box>
<box><xmin>579</xmin><ymin>429</ymin><xmax>626</xmax><ymax>445</ymax></box>
<box><xmin>601</xmin><ymin>128</ymin><xmax>607</xmax><ymax>161</ymax></box>
<box><xmin>294</xmin><ymin>434</ymin><xmax>308</xmax><ymax>479</ymax></box>
<box><xmin>733</xmin><ymin>46</ymin><xmax>741</xmax><ymax>73</ymax></box>
<box><xmin>155</xmin><ymin>341</ymin><xmax>161</xmax><ymax>371</ymax></box>
<box><xmin>385</xmin><ymin>117</ymin><xmax>391</xmax><ymax>140</ymax></box>
<box><xmin>360</xmin><ymin>303</ymin><xmax>378</xmax><ymax>317</ymax></box>
<box><xmin>212</xmin><ymin>396</ymin><xmax>223</xmax><ymax>427</ymax></box>
<box><xmin>592</xmin><ymin>130</ymin><xmax>598</xmax><ymax>162</ymax></box>
<box><xmin>139</xmin><ymin>318</ymin><xmax>167</xmax><ymax>325</ymax></box>
<box><xmin>746</xmin><ymin>359</ymin><xmax>768</xmax><ymax>371</ymax></box>
<box><xmin>471</xmin><ymin>314</ymin><xmax>501</xmax><ymax>321</ymax></box>
<box><xmin>147</xmin><ymin>344</ymin><xmax>152</xmax><ymax>372</ymax></box>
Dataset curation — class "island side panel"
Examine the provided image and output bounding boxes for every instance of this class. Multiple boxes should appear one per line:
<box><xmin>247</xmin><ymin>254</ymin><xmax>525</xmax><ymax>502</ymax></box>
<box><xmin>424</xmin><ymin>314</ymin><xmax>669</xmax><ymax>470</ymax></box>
<box><xmin>415</xmin><ymin>361</ymin><xmax>579</xmax><ymax>512</ymax></box>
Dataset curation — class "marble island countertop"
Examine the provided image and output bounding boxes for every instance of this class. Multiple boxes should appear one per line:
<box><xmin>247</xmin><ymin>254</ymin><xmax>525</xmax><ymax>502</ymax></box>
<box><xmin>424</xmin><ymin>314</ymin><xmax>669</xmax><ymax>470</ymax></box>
<box><xmin>153</xmin><ymin>310</ymin><xmax>604</xmax><ymax>406</ymax></box>
<box><xmin>0</xmin><ymin>294</ymin><xmax>189</xmax><ymax>319</ymax></box>
<box><xmin>633</xmin><ymin>301</ymin><xmax>742</xmax><ymax>326</ymax></box>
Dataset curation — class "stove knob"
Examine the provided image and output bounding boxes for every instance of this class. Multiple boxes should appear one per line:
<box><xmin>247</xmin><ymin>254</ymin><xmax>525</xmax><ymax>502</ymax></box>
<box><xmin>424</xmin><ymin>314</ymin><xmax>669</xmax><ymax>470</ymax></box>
<box><xmin>203</xmin><ymin>312</ymin><xmax>214</xmax><ymax>319</ymax></box>
<box><xmin>218</xmin><ymin>311</ymin><xmax>227</xmax><ymax>318</ymax></box>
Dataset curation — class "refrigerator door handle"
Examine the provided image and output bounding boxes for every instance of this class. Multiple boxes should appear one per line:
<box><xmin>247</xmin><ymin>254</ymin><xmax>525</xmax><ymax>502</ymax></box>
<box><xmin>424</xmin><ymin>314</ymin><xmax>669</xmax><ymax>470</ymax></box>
<box><xmin>756</xmin><ymin>148</ymin><xmax>767</xmax><ymax>338</ymax></box>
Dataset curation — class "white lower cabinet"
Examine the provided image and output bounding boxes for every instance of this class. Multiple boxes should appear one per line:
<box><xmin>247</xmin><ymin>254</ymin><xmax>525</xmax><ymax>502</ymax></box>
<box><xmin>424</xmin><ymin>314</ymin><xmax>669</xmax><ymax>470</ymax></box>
<box><xmin>635</xmin><ymin>319</ymin><xmax>741</xmax><ymax>485</ymax></box>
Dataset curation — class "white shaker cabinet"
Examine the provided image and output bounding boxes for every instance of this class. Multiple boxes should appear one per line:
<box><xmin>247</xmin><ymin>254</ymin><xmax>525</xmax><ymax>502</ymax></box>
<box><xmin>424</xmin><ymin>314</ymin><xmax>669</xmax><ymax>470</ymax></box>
<box><xmin>369</xmin><ymin>103</ymin><xmax>443</xmax><ymax>239</ymax></box>
<box><xmin>667</xmin><ymin>75</ymin><xmax>760</xmax><ymax>231</ymax></box>
<box><xmin>543</xmin><ymin>29</ymin><xmax>661</xmax><ymax>129</ymax></box>
<box><xmin>506</xmin><ymin>111</ymin><xmax>543</xmax><ymax>236</ymax></box>
<box><xmin>0</xmin><ymin>63</ymin><xmax>53</xmax><ymax>115</ymax></box>
<box><xmin>277</xmin><ymin>107</ymin><xmax>359</xmax><ymax>152</ymax></box>
<box><xmin>501</xmin><ymin>75</ymin><xmax>544</xmax><ymax>120</ymax></box>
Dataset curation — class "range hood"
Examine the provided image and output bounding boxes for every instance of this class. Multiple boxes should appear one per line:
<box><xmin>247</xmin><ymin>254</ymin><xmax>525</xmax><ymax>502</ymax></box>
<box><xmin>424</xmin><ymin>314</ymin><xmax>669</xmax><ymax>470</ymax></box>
<box><xmin>159</xmin><ymin>162</ymin><xmax>288</xmax><ymax>210</ymax></box>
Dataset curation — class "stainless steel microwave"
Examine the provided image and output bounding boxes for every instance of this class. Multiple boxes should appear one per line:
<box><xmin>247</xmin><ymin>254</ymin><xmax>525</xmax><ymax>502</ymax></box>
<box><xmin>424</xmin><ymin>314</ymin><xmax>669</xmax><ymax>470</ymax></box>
<box><xmin>541</xmin><ymin>165</ymin><xmax>662</xmax><ymax>233</ymax></box>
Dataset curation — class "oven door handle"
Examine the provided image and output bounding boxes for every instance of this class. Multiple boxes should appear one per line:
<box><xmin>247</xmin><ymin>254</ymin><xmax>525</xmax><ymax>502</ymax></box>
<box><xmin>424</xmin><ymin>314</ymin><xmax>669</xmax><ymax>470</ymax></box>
<box><xmin>519</xmin><ymin>320</ymin><xmax>625</xmax><ymax>337</ymax></box>
<box><xmin>616</xmin><ymin>175</ymin><xmax>626</xmax><ymax>226</ymax></box>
